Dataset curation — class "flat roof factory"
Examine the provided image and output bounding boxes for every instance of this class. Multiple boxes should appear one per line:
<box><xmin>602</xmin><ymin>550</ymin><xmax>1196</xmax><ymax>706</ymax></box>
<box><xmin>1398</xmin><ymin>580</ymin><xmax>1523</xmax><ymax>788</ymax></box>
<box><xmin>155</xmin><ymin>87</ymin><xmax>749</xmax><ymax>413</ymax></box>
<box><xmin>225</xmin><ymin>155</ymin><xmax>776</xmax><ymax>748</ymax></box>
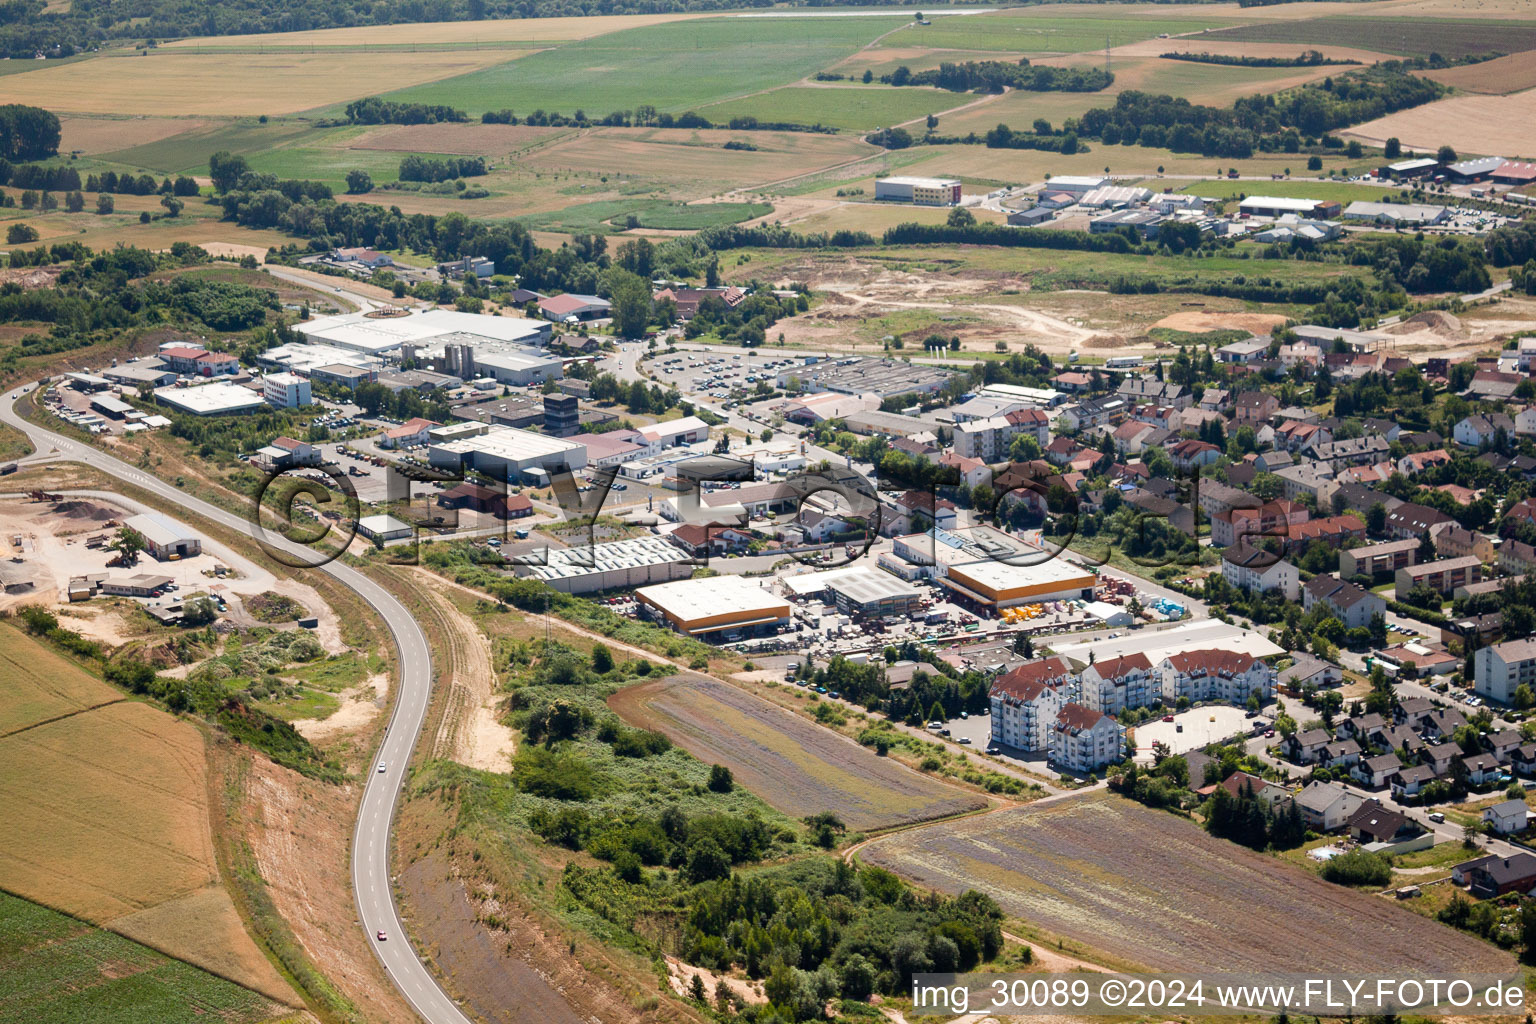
<box><xmin>637</xmin><ymin>574</ymin><xmax>793</xmax><ymax>639</ymax></box>
<box><xmin>513</xmin><ymin>535</ymin><xmax>693</xmax><ymax>594</ymax></box>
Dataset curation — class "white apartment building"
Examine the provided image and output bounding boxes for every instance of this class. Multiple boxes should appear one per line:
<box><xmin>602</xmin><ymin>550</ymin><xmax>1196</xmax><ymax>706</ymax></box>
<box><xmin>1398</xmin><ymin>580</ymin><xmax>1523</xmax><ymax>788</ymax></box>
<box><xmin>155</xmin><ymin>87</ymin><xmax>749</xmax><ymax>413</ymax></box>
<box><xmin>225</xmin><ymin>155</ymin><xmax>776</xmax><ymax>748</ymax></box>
<box><xmin>1078</xmin><ymin>652</ymin><xmax>1156</xmax><ymax>715</ymax></box>
<box><xmin>989</xmin><ymin>657</ymin><xmax>1073</xmax><ymax>751</ymax></box>
<box><xmin>953</xmin><ymin>408</ymin><xmax>1049</xmax><ymax>462</ymax></box>
<box><xmin>1159</xmin><ymin>649</ymin><xmax>1275</xmax><ymax>706</ymax></box>
<box><xmin>1050</xmin><ymin>705</ymin><xmax>1125</xmax><ymax>773</ymax></box>
<box><xmin>1475</xmin><ymin>638</ymin><xmax>1536</xmax><ymax>705</ymax></box>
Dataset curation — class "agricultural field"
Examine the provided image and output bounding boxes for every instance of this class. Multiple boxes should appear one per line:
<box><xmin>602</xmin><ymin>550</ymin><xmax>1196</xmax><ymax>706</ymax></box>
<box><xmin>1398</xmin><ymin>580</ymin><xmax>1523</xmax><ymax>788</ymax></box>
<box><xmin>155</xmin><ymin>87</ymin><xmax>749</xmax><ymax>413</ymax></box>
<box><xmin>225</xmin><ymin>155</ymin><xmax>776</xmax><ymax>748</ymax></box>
<box><xmin>1425</xmin><ymin>50</ymin><xmax>1536</xmax><ymax>94</ymax></box>
<box><xmin>860</xmin><ymin>793</ymin><xmax>1516</xmax><ymax>973</ymax></box>
<box><xmin>0</xmin><ymin>49</ymin><xmax>519</xmax><ymax>117</ymax></box>
<box><xmin>518</xmin><ymin>199</ymin><xmax>771</xmax><ymax>234</ymax></box>
<box><xmin>698</xmin><ymin>84</ymin><xmax>963</xmax><ymax>133</ymax></box>
<box><xmin>376</xmin><ymin>16</ymin><xmax>912</xmax><ymax>119</ymax></box>
<box><xmin>876</xmin><ymin>7</ymin><xmax>1244</xmax><ymax>55</ymax></box>
<box><xmin>1344</xmin><ymin>86</ymin><xmax>1536</xmax><ymax>159</ymax></box>
<box><xmin>1202</xmin><ymin>16</ymin><xmax>1536</xmax><ymax>59</ymax></box>
<box><xmin>160</xmin><ymin>11</ymin><xmax>715</xmax><ymax>49</ymax></box>
<box><xmin>0</xmin><ymin>624</ymin><xmax>296</xmax><ymax>1003</ymax></box>
<box><xmin>0</xmin><ymin>891</ymin><xmax>284</xmax><ymax>1024</ymax></box>
<box><xmin>609</xmin><ymin>673</ymin><xmax>987</xmax><ymax>831</ymax></box>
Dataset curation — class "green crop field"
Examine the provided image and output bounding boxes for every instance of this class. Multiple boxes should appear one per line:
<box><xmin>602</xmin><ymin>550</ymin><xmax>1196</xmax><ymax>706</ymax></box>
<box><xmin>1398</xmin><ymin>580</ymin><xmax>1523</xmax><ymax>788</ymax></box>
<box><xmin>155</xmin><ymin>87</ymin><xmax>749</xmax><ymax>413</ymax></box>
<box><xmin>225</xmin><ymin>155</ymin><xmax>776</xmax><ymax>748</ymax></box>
<box><xmin>97</xmin><ymin>120</ymin><xmax>320</xmax><ymax>176</ymax></box>
<box><xmin>1203</xmin><ymin>17</ymin><xmax>1536</xmax><ymax>59</ymax></box>
<box><xmin>518</xmin><ymin>198</ymin><xmax>771</xmax><ymax>234</ymax></box>
<box><xmin>0</xmin><ymin>891</ymin><xmax>279</xmax><ymax>1024</ymax></box>
<box><xmin>374</xmin><ymin>15</ymin><xmax>911</xmax><ymax>118</ymax></box>
<box><xmin>878</xmin><ymin>10</ymin><xmax>1241</xmax><ymax>54</ymax></box>
<box><xmin>698</xmin><ymin>84</ymin><xmax>961</xmax><ymax>132</ymax></box>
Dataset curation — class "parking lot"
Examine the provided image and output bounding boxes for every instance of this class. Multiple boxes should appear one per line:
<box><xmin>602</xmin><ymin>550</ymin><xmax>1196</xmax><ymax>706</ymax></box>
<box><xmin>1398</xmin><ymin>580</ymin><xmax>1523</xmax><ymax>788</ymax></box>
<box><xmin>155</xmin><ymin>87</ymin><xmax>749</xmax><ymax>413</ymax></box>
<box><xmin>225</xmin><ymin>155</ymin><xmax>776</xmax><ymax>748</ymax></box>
<box><xmin>646</xmin><ymin>349</ymin><xmax>813</xmax><ymax>407</ymax></box>
<box><xmin>1132</xmin><ymin>704</ymin><xmax>1257</xmax><ymax>761</ymax></box>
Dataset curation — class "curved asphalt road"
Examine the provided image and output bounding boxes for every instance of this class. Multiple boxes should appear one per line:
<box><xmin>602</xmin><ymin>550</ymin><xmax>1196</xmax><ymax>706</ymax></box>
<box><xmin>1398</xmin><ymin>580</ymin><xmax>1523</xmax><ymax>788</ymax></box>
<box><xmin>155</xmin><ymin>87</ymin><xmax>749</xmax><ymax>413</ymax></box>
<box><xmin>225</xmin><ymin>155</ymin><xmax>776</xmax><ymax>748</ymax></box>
<box><xmin>0</xmin><ymin>386</ymin><xmax>471</xmax><ymax>1024</ymax></box>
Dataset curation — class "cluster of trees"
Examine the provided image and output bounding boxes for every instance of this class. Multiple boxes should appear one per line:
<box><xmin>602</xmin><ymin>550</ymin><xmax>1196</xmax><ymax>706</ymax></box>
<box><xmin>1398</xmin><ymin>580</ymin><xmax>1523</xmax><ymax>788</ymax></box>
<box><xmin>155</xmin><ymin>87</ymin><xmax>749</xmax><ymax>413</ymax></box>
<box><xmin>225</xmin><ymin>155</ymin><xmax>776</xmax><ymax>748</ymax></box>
<box><xmin>83</xmin><ymin>170</ymin><xmax>200</xmax><ymax>196</ymax></box>
<box><xmin>1159</xmin><ymin>49</ymin><xmax>1358</xmax><ymax>68</ymax></box>
<box><xmin>885</xmin><ymin>59</ymin><xmax>1112</xmax><ymax>94</ymax></box>
<box><xmin>530</xmin><ymin>803</ymin><xmax>774</xmax><ymax>883</ymax></box>
<box><xmin>397</xmin><ymin>154</ymin><xmax>488</xmax><ymax>182</ymax></box>
<box><xmin>2</xmin><ymin>161</ymin><xmax>82</xmax><ymax>191</ymax></box>
<box><xmin>676</xmin><ymin>859</ymin><xmax>1006</xmax><ymax>1010</ymax></box>
<box><xmin>0</xmin><ymin>103</ymin><xmax>59</xmax><ymax>160</ymax></box>
<box><xmin>1486</xmin><ymin>220</ymin><xmax>1536</xmax><ymax>268</ymax></box>
<box><xmin>484</xmin><ymin>105</ymin><xmax>833</xmax><ymax>133</ymax></box>
<box><xmin>1075</xmin><ymin>69</ymin><xmax>1444</xmax><ymax>157</ymax></box>
<box><xmin>683</xmin><ymin>289</ymin><xmax>807</xmax><ymax>346</ymax></box>
<box><xmin>589</xmin><ymin>372</ymin><xmax>681</xmax><ymax>415</ymax></box>
<box><xmin>1320</xmin><ymin>848</ymin><xmax>1393</xmax><ymax>886</ymax></box>
<box><xmin>1438</xmin><ymin>891</ymin><xmax>1536</xmax><ymax>954</ymax></box>
<box><xmin>342</xmin><ymin>97</ymin><xmax>467</xmax><ymax>125</ymax></box>
<box><xmin>1204</xmin><ymin>777</ymin><xmax>1307</xmax><ymax>850</ymax></box>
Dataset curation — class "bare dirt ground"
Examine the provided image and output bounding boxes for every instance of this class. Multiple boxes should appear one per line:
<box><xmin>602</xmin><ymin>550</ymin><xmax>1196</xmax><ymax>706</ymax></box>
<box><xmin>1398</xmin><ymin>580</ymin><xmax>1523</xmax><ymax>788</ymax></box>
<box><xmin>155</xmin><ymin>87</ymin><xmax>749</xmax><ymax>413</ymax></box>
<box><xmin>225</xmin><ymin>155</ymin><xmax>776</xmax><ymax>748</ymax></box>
<box><xmin>417</xmin><ymin>572</ymin><xmax>515</xmax><ymax>773</ymax></box>
<box><xmin>664</xmin><ymin>954</ymin><xmax>767</xmax><ymax>1006</ymax></box>
<box><xmin>240</xmin><ymin>754</ymin><xmax>418</xmax><ymax>1024</ymax></box>
<box><xmin>1152</xmin><ymin>310</ymin><xmax>1291</xmax><ymax>334</ymax></box>
<box><xmin>1343</xmin><ymin>86</ymin><xmax>1536</xmax><ymax>159</ymax></box>
<box><xmin>293</xmin><ymin>672</ymin><xmax>387</xmax><ymax>742</ymax></box>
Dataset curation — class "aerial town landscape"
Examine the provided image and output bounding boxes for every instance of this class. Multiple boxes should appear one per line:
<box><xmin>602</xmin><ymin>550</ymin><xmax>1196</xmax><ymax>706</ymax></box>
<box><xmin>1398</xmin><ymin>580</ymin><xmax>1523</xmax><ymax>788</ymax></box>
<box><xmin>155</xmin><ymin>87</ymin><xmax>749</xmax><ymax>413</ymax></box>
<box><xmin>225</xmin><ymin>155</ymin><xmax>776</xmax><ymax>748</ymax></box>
<box><xmin>6</xmin><ymin>0</ymin><xmax>1536</xmax><ymax>1022</ymax></box>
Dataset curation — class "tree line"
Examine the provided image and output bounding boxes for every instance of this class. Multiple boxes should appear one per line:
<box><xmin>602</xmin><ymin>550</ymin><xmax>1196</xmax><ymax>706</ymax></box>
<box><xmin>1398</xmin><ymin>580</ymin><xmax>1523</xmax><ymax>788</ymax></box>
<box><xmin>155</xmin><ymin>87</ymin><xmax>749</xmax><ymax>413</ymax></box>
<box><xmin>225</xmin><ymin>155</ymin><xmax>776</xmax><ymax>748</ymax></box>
<box><xmin>343</xmin><ymin>97</ymin><xmax>468</xmax><ymax>125</ymax></box>
<box><xmin>884</xmin><ymin>59</ymin><xmax>1112</xmax><ymax>94</ymax></box>
<box><xmin>0</xmin><ymin>104</ymin><xmax>59</xmax><ymax>160</ymax></box>
<box><xmin>397</xmin><ymin>154</ymin><xmax>487</xmax><ymax>183</ymax></box>
<box><xmin>1159</xmin><ymin>49</ymin><xmax>1358</xmax><ymax>68</ymax></box>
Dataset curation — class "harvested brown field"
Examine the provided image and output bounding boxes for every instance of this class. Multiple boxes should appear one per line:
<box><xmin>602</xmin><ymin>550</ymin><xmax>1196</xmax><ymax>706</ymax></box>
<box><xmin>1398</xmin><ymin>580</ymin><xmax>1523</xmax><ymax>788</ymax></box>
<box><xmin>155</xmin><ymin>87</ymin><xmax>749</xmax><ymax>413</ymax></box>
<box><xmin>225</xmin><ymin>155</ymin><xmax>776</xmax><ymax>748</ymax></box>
<box><xmin>1153</xmin><ymin>310</ymin><xmax>1291</xmax><ymax>334</ymax></box>
<box><xmin>0</xmin><ymin>50</ymin><xmax>517</xmax><ymax>116</ymax></box>
<box><xmin>610</xmin><ymin>674</ymin><xmax>986</xmax><ymax>830</ymax></box>
<box><xmin>524</xmin><ymin>127</ymin><xmax>875</xmax><ymax>191</ymax></box>
<box><xmin>349</xmin><ymin>122</ymin><xmax>568</xmax><ymax>155</ymax></box>
<box><xmin>1424</xmin><ymin>50</ymin><xmax>1536</xmax><ymax>94</ymax></box>
<box><xmin>57</xmin><ymin>115</ymin><xmax>208</xmax><ymax>154</ymax></box>
<box><xmin>1343</xmin><ymin>86</ymin><xmax>1536</xmax><ymax>159</ymax></box>
<box><xmin>162</xmin><ymin>11</ymin><xmax>714</xmax><ymax>49</ymax></box>
<box><xmin>861</xmin><ymin>794</ymin><xmax>1516</xmax><ymax>974</ymax></box>
<box><xmin>0</xmin><ymin>623</ymin><xmax>297</xmax><ymax>1003</ymax></box>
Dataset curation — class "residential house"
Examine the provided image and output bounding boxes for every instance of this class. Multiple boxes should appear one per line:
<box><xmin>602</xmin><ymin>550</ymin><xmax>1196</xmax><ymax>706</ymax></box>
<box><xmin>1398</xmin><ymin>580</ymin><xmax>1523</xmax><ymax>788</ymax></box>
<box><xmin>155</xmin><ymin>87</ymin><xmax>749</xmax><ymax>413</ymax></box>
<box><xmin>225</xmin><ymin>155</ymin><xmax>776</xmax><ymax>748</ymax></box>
<box><xmin>1116</xmin><ymin>378</ymin><xmax>1189</xmax><ymax>410</ymax></box>
<box><xmin>1346</xmin><ymin>800</ymin><xmax>1418</xmax><ymax>844</ymax></box>
<box><xmin>668</xmin><ymin>523</ymin><xmax>753</xmax><ymax>558</ymax></box>
<box><xmin>1383</xmin><ymin>502</ymin><xmax>1457</xmax><ymax>541</ymax></box>
<box><xmin>1512</xmin><ymin>744</ymin><xmax>1536</xmax><ymax>777</ymax></box>
<box><xmin>989</xmin><ymin>657</ymin><xmax>1074</xmax><ymax>752</ymax></box>
<box><xmin>1455</xmin><ymin>853</ymin><xmax>1536</xmax><ymax>898</ymax></box>
<box><xmin>1199</xmin><ymin>388</ymin><xmax>1231</xmax><ymax>412</ymax></box>
<box><xmin>1212</xmin><ymin>499</ymin><xmax>1308</xmax><ymax>548</ymax></box>
<box><xmin>1303</xmin><ymin>573</ymin><xmax>1386</xmax><ymax>629</ymax></box>
<box><xmin>1489</xmin><ymin>730</ymin><xmax>1524</xmax><ymax>761</ymax></box>
<box><xmin>1455</xmin><ymin>412</ymin><xmax>1516</xmax><ymax>448</ymax></box>
<box><xmin>1309</xmin><ymin>435</ymin><xmax>1392</xmax><ymax>469</ymax></box>
<box><xmin>1500</xmin><ymin>540</ymin><xmax>1536</xmax><ymax>576</ymax></box>
<box><xmin>1218</xmin><ymin>771</ymin><xmax>1291</xmax><ymax>808</ymax></box>
<box><xmin>1434</xmin><ymin>525</ymin><xmax>1496</xmax><ymax>564</ymax></box>
<box><xmin>1221</xmin><ymin>542</ymin><xmax>1299</xmax><ymax>601</ymax></box>
<box><xmin>1167</xmin><ymin>438</ymin><xmax>1221</xmax><ymax>473</ymax></box>
<box><xmin>954</xmin><ymin>408</ymin><xmax>1049</xmax><ymax>461</ymax></box>
<box><xmin>1398</xmin><ymin>448</ymin><xmax>1453</xmax><ymax>474</ymax></box>
<box><xmin>1319</xmin><ymin>738</ymin><xmax>1362</xmax><ymax>769</ymax></box>
<box><xmin>1391</xmin><ymin>764</ymin><xmax>1438</xmax><ymax>799</ymax></box>
<box><xmin>1283</xmin><ymin>514</ymin><xmax>1365</xmax><ymax>554</ymax></box>
<box><xmin>1288</xmin><ymin>728</ymin><xmax>1333</xmax><ymax>764</ymax></box>
<box><xmin>1276</xmin><ymin>420</ymin><xmax>1331</xmax><ymax>451</ymax></box>
<box><xmin>1275</xmin><ymin>462</ymin><xmax>1335</xmax><ymax>502</ymax></box>
<box><xmin>1198</xmin><ymin>481</ymin><xmax>1254</xmax><ymax>521</ymax></box>
<box><xmin>1253</xmin><ymin>450</ymin><xmax>1295</xmax><ymax>474</ymax></box>
<box><xmin>1295</xmin><ymin>780</ymin><xmax>1364</xmax><ymax>831</ymax></box>
<box><xmin>939</xmin><ymin>452</ymin><xmax>991</xmax><ymax>490</ymax></box>
<box><xmin>1351</xmin><ymin>753</ymin><xmax>1403</xmax><ymax>788</ymax></box>
<box><xmin>1233</xmin><ymin>391</ymin><xmax>1279</xmax><ymax>425</ymax></box>
<box><xmin>1280</xmin><ymin>653</ymin><xmax>1341</xmax><ymax>691</ymax></box>
<box><xmin>890</xmin><ymin>490</ymin><xmax>957</xmax><ymax>535</ymax></box>
<box><xmin>1460</xmin><ymin>753</ymin><xmax>1504</xmax><ymax>786</ymax></box>
<box><xmin>1484</xmin><ymin>799</ymin><xmax>1529</xmax><ymax>835</ymax></box>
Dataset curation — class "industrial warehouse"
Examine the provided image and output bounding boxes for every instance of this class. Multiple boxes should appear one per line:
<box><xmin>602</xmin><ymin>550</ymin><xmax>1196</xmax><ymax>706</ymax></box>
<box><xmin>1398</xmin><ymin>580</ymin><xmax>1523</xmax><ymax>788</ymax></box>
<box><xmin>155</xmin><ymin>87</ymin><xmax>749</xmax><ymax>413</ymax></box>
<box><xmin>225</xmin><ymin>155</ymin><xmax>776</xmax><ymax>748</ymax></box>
<box><xmin>636</xmin><ymin>575</ymin><xmax>793</xmax><ymax>639</ymax></box>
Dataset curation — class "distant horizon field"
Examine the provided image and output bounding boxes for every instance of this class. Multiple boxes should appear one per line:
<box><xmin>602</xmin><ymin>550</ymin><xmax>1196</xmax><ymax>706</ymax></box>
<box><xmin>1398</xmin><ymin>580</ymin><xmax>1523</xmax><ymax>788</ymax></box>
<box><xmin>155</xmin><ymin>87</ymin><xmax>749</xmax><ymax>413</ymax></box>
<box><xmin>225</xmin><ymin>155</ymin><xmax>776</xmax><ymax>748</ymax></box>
<box><xmin>1203</xmin><ymin>15</ymin><xmax>1536</xmax><ymax>58</ymax></box>
<box><xmin>877</xmin><ymin>9</ymin><xmax>1245</xmax><ymax>54</ymax></box>
<box><xmin>698</xmin><ymin>84</ymin><xmax>963</xmax><ymax>133</ymax></box>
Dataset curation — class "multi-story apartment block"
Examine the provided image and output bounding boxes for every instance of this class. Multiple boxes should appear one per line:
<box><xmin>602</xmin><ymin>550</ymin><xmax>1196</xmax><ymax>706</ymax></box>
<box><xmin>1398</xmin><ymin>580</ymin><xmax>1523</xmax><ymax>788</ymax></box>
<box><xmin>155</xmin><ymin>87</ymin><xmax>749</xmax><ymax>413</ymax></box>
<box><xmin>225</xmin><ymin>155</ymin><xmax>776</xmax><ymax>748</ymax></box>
<box><xmin>1050</xmin><ymin>705</ymin><xmax>1125</xmax><ymax>773</ymax></box>
<box><xmin>1078</xmin><ymin>652</ymin><xmax>1156</xmax><ymax>715</ymax></box>
<box><xmin>1475</xmin><ymin>638</ymin><xmax>1536</xmax><ymax>705</ymax></box>
<box><xmin>988</xmin><ymin>657</ymin><xmax>1073</xmax><ymax>751</ymax></box>
<box><xmin>1159</xmin><ymin>650</ymin><xmax>1276</xmax><ymax>705</ymax></box>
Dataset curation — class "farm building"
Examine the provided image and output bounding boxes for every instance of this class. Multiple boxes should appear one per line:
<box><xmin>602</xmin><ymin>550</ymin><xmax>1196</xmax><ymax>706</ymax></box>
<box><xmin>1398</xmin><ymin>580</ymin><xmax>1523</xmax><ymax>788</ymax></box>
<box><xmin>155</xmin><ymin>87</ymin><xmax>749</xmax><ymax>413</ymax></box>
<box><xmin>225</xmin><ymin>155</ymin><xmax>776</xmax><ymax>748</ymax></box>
<box><xmin>636</xmin><ymin>574</ymin><xmax>792</xmax><ymax>639</ymax></box>
<box><xmin>1493</xmin><ymin>161</ymin><xmax>1536</xmax><ymax>186</ymax></box>
<box><xmin>873</xmin><ymin>176</ymin><xmax>961</xmax><ymax>206</ymax></box>
<box><xmin>515</xmin><ymin>536</ymin><xmax>692</xmax><ymax>594</ymax></box>
<box><xmin>122</xmin><ymin>512</ymin><xmax>200</xmax><ymax>562</ymax></box>
<box><xmin>1446</xmin><ymin>156</ymin><xmax>1506</xmax><ymax>183</ymax></box>
<box><xmin>939</xmin><ymin>559</ymin><xmax>1096</xmax><ymax>613</ymax></box>
<box><xmin>1380</xmin><ymin>157</ymin><xmax>1439</xmax><ymax>180</ymax></box>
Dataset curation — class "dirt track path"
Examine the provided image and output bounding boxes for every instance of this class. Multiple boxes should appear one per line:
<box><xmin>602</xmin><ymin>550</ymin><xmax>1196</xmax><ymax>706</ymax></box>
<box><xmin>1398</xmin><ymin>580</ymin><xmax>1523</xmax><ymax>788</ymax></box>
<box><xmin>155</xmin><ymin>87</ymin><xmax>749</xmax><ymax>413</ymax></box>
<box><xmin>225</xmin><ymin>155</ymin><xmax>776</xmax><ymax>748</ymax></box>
<box><xmin>414</xmin><ymin>574</ymin><xmax>515</xmax><ymax>772</ymax></box>
<box><xmin>832</xmin><ymin>289</ymin><xmax>1097</xmax><ymax>346</ymax></box>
